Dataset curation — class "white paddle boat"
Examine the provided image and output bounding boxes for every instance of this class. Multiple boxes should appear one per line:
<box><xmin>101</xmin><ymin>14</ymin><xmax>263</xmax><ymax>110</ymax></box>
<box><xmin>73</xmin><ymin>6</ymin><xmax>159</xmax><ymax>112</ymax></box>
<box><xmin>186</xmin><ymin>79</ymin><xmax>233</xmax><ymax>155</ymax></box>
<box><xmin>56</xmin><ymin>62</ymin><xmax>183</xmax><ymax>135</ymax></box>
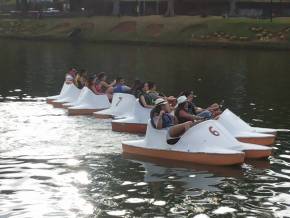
<box><xmin>67</xmin><ymin>87</ymin><xmax>110</xmax><ymax>116</ymax></box>
<box><xmin>94</xmin><ymin>93</ymin><xmax>136</xmax><ymax>119</ymax></box>
<box><xmin>62</xmin><ymin>87</ymin><xmax>86</xmax><ymax>109</ymax></box>
<box><xmin>217</xmin><ymin>109</ymin><xmax>277</xmax><ymax>146</ymax></box>
<box><xmin>46</xmin><ymin>82</ymin><xmax>70</xmax><ymax>104</ymax></box>
<box><xmin>51</xmin><ymin>83</ymin><xmax>81</xmax><ymax>108</ymax></box>
<box><xmin>112</xmin><ymin>100</ymin><xmax>151</xmax><ymax>134</ymax></box>
<box><xmin>122</xmin><ymin>120</ymin><xmax>272</xmax><ymax>166</ymax></box>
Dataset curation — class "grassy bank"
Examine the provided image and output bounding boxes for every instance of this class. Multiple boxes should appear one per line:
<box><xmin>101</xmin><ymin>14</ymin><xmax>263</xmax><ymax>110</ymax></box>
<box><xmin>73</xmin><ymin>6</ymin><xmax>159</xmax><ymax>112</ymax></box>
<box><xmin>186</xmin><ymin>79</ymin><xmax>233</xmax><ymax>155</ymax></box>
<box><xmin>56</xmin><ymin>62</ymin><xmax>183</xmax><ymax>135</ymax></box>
<box><xmin>0</xmin><ymin>16</ymin><xmax>290</xmax><ymax>49</ymax></box>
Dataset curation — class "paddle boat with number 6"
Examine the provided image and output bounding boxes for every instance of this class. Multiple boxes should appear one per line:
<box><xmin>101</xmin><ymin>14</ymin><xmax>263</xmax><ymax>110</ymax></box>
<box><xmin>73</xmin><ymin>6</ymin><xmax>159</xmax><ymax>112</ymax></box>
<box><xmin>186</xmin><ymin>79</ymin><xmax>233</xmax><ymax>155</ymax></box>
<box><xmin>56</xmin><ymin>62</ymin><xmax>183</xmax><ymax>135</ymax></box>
<box><xmin>51</xmin><ymin>83</ymin><xmax>81</xmax><ymax>108</ymax></box>
<box><xmin>122</xmin><ymin>120</ymin><xmax>272</xmax><ymax>166</ymax></box>
<box><xmin>46</xmin><ymin>82</ymin><xmax>70</xmax><ymax>104</ymax></box>
<box><xmin>112</xmin><ymin>100</ymin><xmax>151</xmax><ymax>134</ymax></box>
<box><xmin>94</xmin><ymin>93</ymin><xmax>136</xmax><ymax>119</ymax></box>
<box><xmin>67</xmin><ymin>87</ymin><xmax>110</xmax><ymax>116</ymax></box>
<box><xmin>217</xmin><ymin>109</ymin><xmax>277</xmax><ymax>146</ymax></box>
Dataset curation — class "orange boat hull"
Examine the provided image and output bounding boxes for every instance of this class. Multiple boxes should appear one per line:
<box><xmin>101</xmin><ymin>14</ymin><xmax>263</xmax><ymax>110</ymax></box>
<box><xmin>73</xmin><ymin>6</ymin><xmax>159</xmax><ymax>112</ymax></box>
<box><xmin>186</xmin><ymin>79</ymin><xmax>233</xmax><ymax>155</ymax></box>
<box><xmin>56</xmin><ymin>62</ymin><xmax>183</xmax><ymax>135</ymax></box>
<box><xmin>244</xmin><ymin>149</ymin><xmax>272</xmax><ymax>159</ymax></box>
<box><xmin>46</xmin><ymin>99</ymin><xmax>55</xmax><ymax>104</ymax></box>
<box><xmin>237</xmin><ymin>136</ymin><xmax>275</xmax><ymax>146</ymax></box>
<box><xmin>94</xmin><ymin>113</ymin><xmax>113</xmax><ymax>119</ymax></box>
<box><xmin>52</xmin><ymin>101</ymin><xmax>67</xmax><ymax>108</ymax></box>
<box><xmin>67</xmin><ymin>108</ymin><xmax>102</xmax><ymax>116</ymax></box>
<box><xmin>112</xmin><ymin>122</ymin><xmax>147</xmax><ymax>134</ymax></box>
<box><xmin>122</xmin><ymin>144</ymin><xmax>244</xmax><ymax>166</ymax></box>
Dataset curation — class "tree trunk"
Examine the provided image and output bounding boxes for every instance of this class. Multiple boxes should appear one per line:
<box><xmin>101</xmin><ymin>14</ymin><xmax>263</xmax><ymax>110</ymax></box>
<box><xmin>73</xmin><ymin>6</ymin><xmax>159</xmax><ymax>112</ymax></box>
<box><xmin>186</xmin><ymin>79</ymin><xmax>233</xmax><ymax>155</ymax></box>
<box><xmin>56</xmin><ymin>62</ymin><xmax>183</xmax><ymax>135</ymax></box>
<box><xmin>165</xmin><ymin>0</ymin><xmax>174</xmax><ymax>17</ymax></box>
<box><xmin>229</xmin><ymin>0</ymin><xmax>237</xmax><ymax>16</ymax></box>
<box><xmin>112</xmin><ymin>0</ymin><xmax>120</xmax><ymax>16</ymax></box>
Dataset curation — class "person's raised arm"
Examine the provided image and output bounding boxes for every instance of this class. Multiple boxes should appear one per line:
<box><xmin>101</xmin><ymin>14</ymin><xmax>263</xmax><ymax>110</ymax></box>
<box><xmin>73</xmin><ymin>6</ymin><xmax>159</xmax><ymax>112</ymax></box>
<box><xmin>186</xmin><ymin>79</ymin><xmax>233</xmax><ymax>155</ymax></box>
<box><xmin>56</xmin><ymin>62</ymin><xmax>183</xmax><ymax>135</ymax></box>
<box><xmin>179</xmin><ymin>110</ymin><xmax>203</xmax><ymax>121</ymax></box>
<box><xmin>155</xmin><ymin>110</ymin><xmax>165</xmax><ymax>129</ymax></box>
<box><xmin>110</xmin><ymin>80</ymin><xmax>116</xmax><ymax>86</ymax></box>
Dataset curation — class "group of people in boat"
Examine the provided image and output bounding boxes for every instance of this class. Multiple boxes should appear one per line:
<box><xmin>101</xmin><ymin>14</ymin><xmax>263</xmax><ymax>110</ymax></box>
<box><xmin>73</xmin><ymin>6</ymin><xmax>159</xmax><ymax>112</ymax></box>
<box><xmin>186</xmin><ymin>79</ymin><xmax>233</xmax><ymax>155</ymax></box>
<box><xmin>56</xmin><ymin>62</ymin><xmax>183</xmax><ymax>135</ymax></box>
<box><xmin>65</xmin><ymin>68</ymin><xmax>223</xmax><ymax>144</ymax></box>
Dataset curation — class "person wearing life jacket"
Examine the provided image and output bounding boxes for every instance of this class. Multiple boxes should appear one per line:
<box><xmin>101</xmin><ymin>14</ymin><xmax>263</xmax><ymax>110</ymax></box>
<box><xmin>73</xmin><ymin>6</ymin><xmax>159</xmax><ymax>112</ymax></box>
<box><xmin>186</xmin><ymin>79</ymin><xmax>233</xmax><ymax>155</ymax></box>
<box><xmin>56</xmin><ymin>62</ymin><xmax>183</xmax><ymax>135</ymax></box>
<box><xmin>174</xmin><ymin>96</ymin><xmax>204</xmax><ymax>124</ymax></box>
<box><xmin>95</xmin><ymin>72</ymin><xmax>116</xmax><ymax>100</ymax></box>
<box><xmin>113</xmin><ymin>77</ymin><xmax>131</xmax><ymax>93</ymax></box>
<box><xmin>74</xmin><ymin>70</ymin><xmax>87</xmax><ymax>89</ymax></box>
<box><xmin>139</xmin><ymin>82</ymin><xmax>155</xmax><ymax>109</ymax></box>
<box><xmin>181</xmin><ymin>90</ymin><xmax>221</xmax><ymax>119</ymax></box>
<box><xmin>150</xmin><ymin>98</ymin><xmax>195</xmax><ymax>145</ymax></box>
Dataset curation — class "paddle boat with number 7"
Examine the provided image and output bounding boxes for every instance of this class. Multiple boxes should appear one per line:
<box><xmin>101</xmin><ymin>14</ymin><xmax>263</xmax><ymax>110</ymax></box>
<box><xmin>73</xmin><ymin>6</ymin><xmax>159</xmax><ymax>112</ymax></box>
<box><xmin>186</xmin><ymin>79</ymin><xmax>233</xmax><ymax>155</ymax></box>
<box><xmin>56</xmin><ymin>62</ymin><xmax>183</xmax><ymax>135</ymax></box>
<box><xmin>122</xmin><ymin>120</ymin><xmax>272</xmax><ymax>166</ymax></box>
<box><xmin>217</xmin><ymin>109</ymin><xmax>277</xmax><ymax>146</ymax></box>
<box><xmin>67</xmin><ymin>87</ymin><xmax>110</xmax><ymax>116</ymax></box>
<box><xmin>112</xmin><ymin>99</ymin><xmax>151</xmax><ymax>134</ymax></box>
<box><xmin>94</xmin><ymin>93</ymin><xmax>136</xmax><ymax>119</ymax></box>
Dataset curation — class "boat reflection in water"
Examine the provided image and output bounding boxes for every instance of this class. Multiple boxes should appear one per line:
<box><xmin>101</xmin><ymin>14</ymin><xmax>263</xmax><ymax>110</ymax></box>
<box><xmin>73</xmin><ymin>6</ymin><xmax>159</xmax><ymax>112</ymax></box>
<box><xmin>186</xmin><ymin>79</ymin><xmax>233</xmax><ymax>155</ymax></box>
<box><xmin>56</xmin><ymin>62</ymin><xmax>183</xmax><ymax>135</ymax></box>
<box><xmin>123</xmin><ymin>154</ymin><xmax>271</xmax><ymax>194</ymax></box>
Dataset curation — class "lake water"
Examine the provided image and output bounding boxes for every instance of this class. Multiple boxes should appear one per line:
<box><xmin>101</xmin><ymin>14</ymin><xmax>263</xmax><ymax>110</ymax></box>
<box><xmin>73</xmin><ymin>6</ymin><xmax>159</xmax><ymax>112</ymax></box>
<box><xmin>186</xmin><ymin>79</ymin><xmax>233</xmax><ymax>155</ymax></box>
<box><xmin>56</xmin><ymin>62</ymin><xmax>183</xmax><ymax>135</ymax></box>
<box><xmin>0</xmin><ymin>39</ymin><xmax>290</xmax><ymax>217</ymax></box>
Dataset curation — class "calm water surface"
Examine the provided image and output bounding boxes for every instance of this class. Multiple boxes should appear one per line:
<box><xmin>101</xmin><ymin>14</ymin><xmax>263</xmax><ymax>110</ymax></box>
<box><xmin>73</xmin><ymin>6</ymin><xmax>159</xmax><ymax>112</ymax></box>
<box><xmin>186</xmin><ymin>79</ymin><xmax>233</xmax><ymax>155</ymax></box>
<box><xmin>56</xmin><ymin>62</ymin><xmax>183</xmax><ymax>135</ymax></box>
<box><xmin>0</xmin><ymin>39</ymin><xmax>290</xmax><ymax>217</ymax></box>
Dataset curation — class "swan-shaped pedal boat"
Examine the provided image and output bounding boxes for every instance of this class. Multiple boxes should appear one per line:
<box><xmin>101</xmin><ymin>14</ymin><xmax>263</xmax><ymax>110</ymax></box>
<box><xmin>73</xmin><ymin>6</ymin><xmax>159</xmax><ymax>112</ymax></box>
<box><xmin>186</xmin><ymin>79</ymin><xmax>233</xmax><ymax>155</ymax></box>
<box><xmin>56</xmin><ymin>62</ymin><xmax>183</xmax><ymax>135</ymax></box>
<box><xmin>46</xmin><ymin>82</ymin><xmax>70</xmax><ymax>104</ymax></box>
<box><xmin>112</xmin><ymin>100</ymin><xmax>151</xmax><ymax>134</ymax></box>
<box><xmin>122</xmin><ymin>120</ymin><xmax>272</xmax><ymax>166</ymax></box>
<box><xmin>51</xmin><ymin>84</ymin><xmax>81</xmax><ymax>108</ymax></box>
<box><xmin>217</xmin><ymin>109</ymin><xmax>277</xmax><ymax>146</ymax></box>
<box><xmin>67</xmin><ymin>87</ymin><xmax>110</xmax><ymax>116</ymax></box>
<box><xmin>62</xmin><ymin>88</ymin><xmax>86</xmax><ymax>109</ymax></box>
<box><xmin>94</xmin><ymin>93</ymin><xmax>136</xmax><ymax>119</ymax></box>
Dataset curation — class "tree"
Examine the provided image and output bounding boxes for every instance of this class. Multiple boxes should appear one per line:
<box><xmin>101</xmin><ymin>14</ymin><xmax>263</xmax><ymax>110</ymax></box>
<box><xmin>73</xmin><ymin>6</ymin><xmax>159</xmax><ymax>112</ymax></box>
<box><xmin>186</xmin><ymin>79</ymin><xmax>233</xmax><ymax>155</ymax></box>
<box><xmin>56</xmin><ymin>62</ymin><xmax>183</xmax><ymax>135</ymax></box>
<box><xmin>229</xmin><ymin>0</ymin><xmax>237</xmax><ymax>16</ymax></box>
<box><xmin>112</xmin><ymin>0</ymin><xmax>120</xmax><ymax>16</ymax></box>
<box><xmin>165</xmin><ymin>0</ymin><xmax>174</xmax><ymax>17</ymax></box>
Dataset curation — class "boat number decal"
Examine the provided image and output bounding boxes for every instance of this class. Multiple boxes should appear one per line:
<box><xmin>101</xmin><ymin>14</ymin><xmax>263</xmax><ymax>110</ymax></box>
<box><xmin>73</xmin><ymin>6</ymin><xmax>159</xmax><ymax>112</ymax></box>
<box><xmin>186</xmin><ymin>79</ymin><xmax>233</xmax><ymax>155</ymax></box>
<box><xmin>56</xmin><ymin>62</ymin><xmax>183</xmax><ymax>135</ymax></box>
<box><xmin>209</xmin><ymin>126</ymin><xmax>220</xmax><ymax>136</ymax></box>
<box><xmin>116</xmin><ymin>97</ymin><xmax>123</xmax><ymax>106</ymax></box>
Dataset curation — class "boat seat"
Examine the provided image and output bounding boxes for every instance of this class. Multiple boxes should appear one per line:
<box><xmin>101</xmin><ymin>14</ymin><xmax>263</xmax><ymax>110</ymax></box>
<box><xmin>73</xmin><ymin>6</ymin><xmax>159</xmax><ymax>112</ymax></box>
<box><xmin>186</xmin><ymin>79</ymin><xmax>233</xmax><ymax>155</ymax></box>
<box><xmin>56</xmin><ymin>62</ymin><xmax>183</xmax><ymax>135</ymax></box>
<box><xmin>167</xmin><ymin>137</ymin><xmax>181</xmax><ymax>145</ymax></box>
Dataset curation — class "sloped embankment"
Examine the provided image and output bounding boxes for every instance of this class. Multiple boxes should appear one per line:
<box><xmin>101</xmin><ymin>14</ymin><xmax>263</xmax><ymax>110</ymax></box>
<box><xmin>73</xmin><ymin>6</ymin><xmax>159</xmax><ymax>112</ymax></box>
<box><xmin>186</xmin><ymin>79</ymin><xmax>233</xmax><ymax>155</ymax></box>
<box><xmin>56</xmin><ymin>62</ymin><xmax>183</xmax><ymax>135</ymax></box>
<box><xmin>0</xmin><ymin>16</ymin><xmax>289</xmax><ymax>49</ymax></box>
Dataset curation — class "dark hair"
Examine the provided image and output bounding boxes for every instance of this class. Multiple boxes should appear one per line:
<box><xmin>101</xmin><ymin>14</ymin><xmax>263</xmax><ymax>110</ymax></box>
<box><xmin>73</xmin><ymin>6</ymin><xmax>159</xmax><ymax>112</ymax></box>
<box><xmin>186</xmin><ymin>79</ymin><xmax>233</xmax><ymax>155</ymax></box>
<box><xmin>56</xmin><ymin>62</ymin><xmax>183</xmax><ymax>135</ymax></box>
<box><xmin>141</xmin><ymin>82</ymin><xmax>148</xmax><ymax>89</ymax></box>
<box><xmin>150</xmin><ymin>104</ymin><xmax>162</xmax><ymax>120</ymax></box>
<box><xmin>116</xmin><ymin>77</ymin><xmax>124</xmax><ymax>83</ymax></box>
<box><xmin>148</xmin><ymin>81</ymin><xmax>156</xmax><ymax>90</ymax></box>
<box><xmin>87</xmin><ymin>76</ymin><xmax>95</xmax><ymax>87</ymax></box>
<box><xmin>131</xmin><ymin>79</ymin><xmax>142</xmax><ymax>90</ymax></box>
<box><xmin>97</xmin><ymin>72</ymin><xmax>106</xmax><ymax>80</ymax></box>
<box><xmin>179</xmin><ymin>90</ymin><xmax>194</xmax><ymax>98</ymax></box>
<box><xmin>79</xmin><ymin>69</ymin><xmax>87</xmax><ymax>76</ymax></box>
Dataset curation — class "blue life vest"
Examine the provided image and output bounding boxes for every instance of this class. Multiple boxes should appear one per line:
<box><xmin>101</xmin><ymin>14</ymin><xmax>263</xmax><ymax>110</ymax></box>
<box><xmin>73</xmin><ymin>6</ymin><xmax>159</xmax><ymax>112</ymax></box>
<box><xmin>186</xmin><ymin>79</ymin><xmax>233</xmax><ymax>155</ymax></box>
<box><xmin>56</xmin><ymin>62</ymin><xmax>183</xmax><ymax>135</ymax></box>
<box><xmin>162</xmin><ymin>113</ymin><xmax>174</xmax><ymax>128</ymax></box>
<box><xmin>114</xmin><ymin>84</ymin><xmax>123</xmax><ymax>93</ymax></box>
<box><xmin>150</xmin><ymin>110</ymin><xmax>174</xmax><ymax>129</ymax></box>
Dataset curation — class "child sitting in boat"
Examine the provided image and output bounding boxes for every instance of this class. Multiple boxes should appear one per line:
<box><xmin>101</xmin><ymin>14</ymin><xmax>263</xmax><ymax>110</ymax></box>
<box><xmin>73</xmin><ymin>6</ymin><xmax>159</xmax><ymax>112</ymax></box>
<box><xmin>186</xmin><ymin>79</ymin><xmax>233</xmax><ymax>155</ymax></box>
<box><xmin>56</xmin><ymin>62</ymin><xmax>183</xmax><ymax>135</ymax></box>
<box><xmin>180</xmin><ymin>90</ymin><xmax>222</xmax><ymax>119</ymax></box>
<box><xmin>175</xmin><ymin>96</ymin><xmax>204</xmax><ymax>124</ymax></box>
<box><xmin>150</xmin><ymin>98</ymin><xmax>196</xmax><ymax>145</ymax></box>
<box><xmin>139</xmin><ymin>82</ymin><xmax>155</xmax><ymax>109</ymax></box>
<box><xmin>95</xmin><ymin>72</ymin><xmax>116</xmax><ymax>100</ymax></box>
<box><xmin>74</xmin><ymin>70</ymin><xmax>87</xmax><ymax>89</ymax></box>
<box><xmin>113</xmin><ymin>77</ymin><xmax>131</xmax><ymax>93</ymax></box>
<box><xmin>65</xmin><ymin>68</ymin><xmax>77</xmax><ymax>84</ymax></box>
<box><xmin>86</xmin><ymin>75</ymin><xmax>99</xmax><ymax>94</ymax></box>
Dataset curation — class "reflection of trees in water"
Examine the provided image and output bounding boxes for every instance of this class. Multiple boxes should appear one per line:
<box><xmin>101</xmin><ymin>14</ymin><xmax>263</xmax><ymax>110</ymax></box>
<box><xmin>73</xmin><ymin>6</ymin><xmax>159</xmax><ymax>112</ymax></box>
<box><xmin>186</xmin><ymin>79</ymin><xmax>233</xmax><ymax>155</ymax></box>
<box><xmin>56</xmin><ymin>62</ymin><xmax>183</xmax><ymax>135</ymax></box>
<box><xmin>1</xmin><ymin>39</ymin><xmax>290</xmax><ymax>112</ymax></box>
